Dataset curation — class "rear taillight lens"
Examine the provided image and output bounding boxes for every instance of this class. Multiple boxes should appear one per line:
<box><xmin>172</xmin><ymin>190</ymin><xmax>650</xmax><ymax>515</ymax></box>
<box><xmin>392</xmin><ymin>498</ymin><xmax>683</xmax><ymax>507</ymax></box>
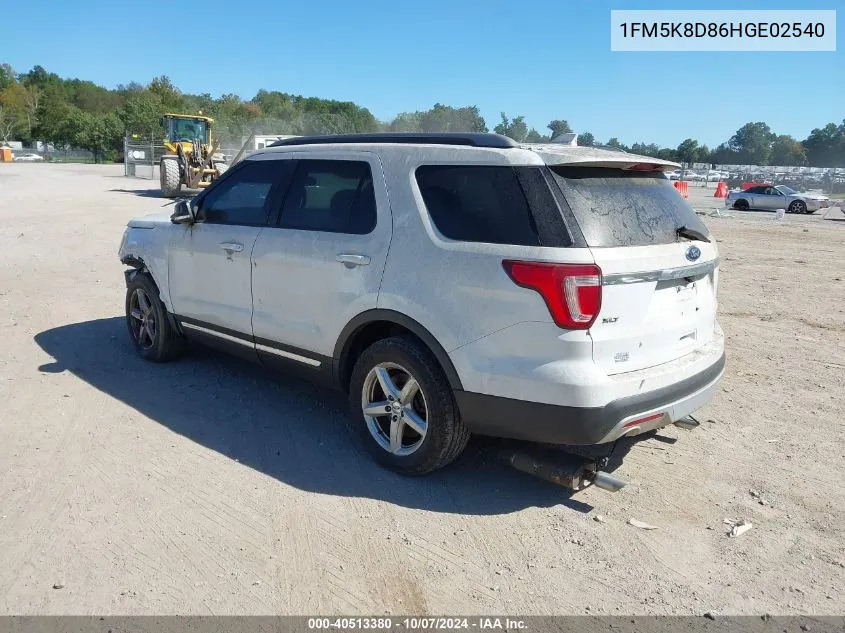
<box><xmin>502</xmin><ymin>261</ymin><xmax>602</xmax><ymax>329</ymax></box>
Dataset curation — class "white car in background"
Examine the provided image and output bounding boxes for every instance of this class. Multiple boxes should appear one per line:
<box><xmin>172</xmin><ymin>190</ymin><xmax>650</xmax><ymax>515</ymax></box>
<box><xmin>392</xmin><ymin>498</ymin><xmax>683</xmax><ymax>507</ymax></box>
<box><xmin>14</xmin><ymin>153</ymin><xmax>44</xmax><ymax>162</ymax></box>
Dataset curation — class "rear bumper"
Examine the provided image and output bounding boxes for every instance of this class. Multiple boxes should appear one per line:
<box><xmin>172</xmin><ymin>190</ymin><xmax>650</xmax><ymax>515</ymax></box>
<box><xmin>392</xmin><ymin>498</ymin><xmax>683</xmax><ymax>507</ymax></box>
<box><xmin>455</xmin><ymin>353</ymin><xmax>725</xmax><ymax>445</ymax></box>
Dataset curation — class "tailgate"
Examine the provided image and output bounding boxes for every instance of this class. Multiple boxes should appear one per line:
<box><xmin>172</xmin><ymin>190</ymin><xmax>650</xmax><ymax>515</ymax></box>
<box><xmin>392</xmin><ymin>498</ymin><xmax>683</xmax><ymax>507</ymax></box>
<box><xmin>547</xmin><ymin>164</ymin><xmax>719</xmax><ymax>376</ymax></box>
<box><xmin>589</xmin><ymin>243</ymin><xmax>718</xmax><ymax>374</ymax></box>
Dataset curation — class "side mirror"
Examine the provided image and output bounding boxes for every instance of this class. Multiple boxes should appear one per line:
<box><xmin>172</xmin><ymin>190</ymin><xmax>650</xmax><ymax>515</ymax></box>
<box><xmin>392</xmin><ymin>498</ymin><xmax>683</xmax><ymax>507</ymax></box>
<box><xmin>171</xmin><ymin>199</ymin><xmax>196</xmax><ymax>224</ymax></box>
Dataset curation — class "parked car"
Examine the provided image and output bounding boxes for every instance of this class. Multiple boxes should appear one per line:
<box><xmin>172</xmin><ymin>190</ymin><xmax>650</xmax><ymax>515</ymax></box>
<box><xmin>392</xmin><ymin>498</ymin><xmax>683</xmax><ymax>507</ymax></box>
<box><xmin>14</xmin><ymin>153</ymin><xmax>44</xmax><ymax>162</ymax></box>
<box><xmin>118</xmin><ymin>133</ymin><xmax>724</xmax><ymax>476</ymax></box>
<box><xmin>666</xmin><ymin>169</ymin><xmax>682</xmax><ymax>180</ymax></box>
<box><xmin>727</xmin><ymin>184</ymin><xmax>830</xmax><ymax>214</ymax></box>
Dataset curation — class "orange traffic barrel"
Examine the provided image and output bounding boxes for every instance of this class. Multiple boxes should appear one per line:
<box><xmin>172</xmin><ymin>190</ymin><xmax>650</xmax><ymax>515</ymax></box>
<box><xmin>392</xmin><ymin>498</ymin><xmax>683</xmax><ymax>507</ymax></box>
<box><xmin>713</xmin><ymin>181</ymin><xmax>728</xmax><ymax>198</ymax></box>
<box><xmin>0</xmin><ymin>147</ymin><xmax>13</xmax><ymax>162</ymax></box>
<box><xmin>673</xmin><ymin>180</ymin><xmax>689</xmax><ymax>199</ymax></box>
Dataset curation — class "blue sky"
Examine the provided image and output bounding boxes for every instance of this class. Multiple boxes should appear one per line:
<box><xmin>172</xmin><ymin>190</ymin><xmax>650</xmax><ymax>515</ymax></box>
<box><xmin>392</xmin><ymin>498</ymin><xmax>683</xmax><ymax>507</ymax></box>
<box><xmin>3</xmin><ymin>0</ymin><xmax>842</xmax><ymax>148</ymax></box>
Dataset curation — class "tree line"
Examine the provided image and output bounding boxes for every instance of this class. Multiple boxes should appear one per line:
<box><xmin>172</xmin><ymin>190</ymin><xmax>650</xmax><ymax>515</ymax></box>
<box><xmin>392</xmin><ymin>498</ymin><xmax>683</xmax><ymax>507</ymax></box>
<box><xmin>1</xmin><ymin>63</ymin><xmax>843</xmax><ymax>167</ymax></box>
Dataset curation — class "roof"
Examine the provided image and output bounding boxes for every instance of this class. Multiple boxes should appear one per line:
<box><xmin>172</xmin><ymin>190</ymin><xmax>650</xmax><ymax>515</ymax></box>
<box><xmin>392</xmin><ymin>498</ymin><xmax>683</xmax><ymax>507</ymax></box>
<box><xmin>269</xmin><ymin>132</ymin><xmax>516</xmax><ymax>149</ymax></box>
<box><xmin>258</xmin><ymin>132</ymin><xmax>679</xmax><ymax>170</ymax></box>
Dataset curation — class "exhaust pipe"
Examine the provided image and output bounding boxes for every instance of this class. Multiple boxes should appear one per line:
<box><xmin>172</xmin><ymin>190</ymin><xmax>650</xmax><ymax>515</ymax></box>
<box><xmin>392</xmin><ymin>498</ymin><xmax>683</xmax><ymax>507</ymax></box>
<box><xmin>506</xmin><ymin>450</ymin><xmax>627</xmax><ymax>493</ymax></box>
<box><xmin>674</xmin><ymin>416</ymin><xmax>700</xmax><ymax>431</ymax></box>
<box><xmin>588</xmin><ymin>470</ymin><xmax>627</xmax><ymax>492</ymax></box>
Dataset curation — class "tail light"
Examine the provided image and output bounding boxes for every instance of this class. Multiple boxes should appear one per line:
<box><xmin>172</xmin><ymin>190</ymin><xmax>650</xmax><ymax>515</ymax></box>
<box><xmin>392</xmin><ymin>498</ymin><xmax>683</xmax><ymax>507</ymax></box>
<box><xmin>502</xmin><ymin>261</ymin><xmax>602</xmax><ymax>329</ymax></box>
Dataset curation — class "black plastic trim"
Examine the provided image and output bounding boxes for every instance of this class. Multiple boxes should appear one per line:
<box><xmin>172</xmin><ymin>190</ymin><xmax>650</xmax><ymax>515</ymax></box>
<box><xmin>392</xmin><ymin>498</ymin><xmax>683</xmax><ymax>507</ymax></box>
<box><xmin>455</xmin><ymin>354</ymin><xmax>725</xmax><ymax>445</ymax></box>
<box><xmin>333</xmin><ymin>309</ymin><xmax>463</xmax><ymax>391</ymax></box>
<box><xmin>514</xmin><ymin>166</ymin><xmax>573</xmax><ymax>247</ymax></box>
<box><xmin>270</xmin><ymin>133</ymin><xmax>517</xmax><ymax>149</ymax></box>
<box><xmin>175</xmin><ymin>315</ymin><xmax>254</xmax><ymax>342</ymax></box>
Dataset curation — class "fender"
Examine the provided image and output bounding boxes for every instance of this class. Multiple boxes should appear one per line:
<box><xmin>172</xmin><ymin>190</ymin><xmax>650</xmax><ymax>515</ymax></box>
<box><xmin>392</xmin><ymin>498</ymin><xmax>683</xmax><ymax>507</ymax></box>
<box><xmin>333</xmin><ymin>309</ymin><xmax>463</xmax><ymax>391</ymax></box>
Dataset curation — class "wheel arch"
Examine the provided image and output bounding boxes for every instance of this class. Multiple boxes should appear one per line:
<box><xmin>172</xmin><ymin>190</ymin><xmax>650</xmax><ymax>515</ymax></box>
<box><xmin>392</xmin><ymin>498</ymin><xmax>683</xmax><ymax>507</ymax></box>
<box><xmin>333</xmin><ymin>309</ymin><xmax>463</xmax><ymax>393</ymax></box>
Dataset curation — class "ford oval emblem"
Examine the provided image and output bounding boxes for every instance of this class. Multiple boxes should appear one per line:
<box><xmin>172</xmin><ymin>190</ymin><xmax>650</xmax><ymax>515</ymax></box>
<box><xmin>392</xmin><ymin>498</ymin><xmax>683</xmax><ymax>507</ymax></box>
<box><xmin>686</xmin><ymin>245</ymin><xmax>701</xmax><ymax>261</ymax></box>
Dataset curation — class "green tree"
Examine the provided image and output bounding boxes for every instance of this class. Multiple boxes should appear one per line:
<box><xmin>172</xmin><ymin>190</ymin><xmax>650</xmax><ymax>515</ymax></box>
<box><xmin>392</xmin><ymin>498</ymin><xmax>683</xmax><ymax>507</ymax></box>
<box><xmin>577</xmin><ymin>131</ymin><xmax>595</xmax><ymax>146</ymax></box>
<box><xmin>149</xmin><ymin>75</ymin><xmax>186</xmax><ymax>112</ymax></box>
<box><xmin>118</xmin><ymin>92</ymin><xmax>163</xmax><ymax>136</ymax></box>
<box><xmin>802</xmin><ymin>122</ymin><xmax>844</xmax><ymax>167</ymax></box>
<box><xmin>769</xmin><ymin>135</ymin><xmax>806</xmax><ymax>166</ymax></box>
<box><xmin>0</xmin><ymin>84</ymin><xmax>26</xmax><ymax>143</ymax></box>
<box><xmin>494</xmin><ymin>113</ymin><xmax>528</xmax><ymax>142</ymax></box>
<box><xmin>525</xmin><ymin>128</ymin><xmax>545</xmax><ymax>142</ymax></box>
<box><xmin>418</xmin><ymin>104</ymin><xmax>487</xmax><ymax>133</ymax></box>
<box><xmin>0</xmin><ymin>64</ymin><xmax>15</xmax><ymax>91</ymax></box>
<box><xmin>676</xmin><ymin>138</ymin><xmax>700</xmax><ymax>165</ymax></box>
<box><xmin>547</xmin><ymin>119</ymin><xmax>572</xmax><ymax>138</ymax></box>
<box><xmin>605</xmin><ymin>137</ymin><xmax>628</xmax><ymax>151</ymax></box>
<box><xmin>630</xmin><ymin>142</ymin><xmax>660</xmax><ymax>157</ymax></box>
<box><xmin>388</xmin><ymin>111</ymin><xmax>422</xmax><ymax>132</ymax></box>
<box><xmin>729</xmin><ymin>122</ymin><xmax>776</xmax><ymax>165</ymax></box>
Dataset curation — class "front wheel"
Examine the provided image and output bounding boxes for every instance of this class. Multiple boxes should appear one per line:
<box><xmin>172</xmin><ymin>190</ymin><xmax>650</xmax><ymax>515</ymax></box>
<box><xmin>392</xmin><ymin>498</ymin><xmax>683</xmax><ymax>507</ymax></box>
<box><xmin>125</xmin><ymin>273</ymin><xmax>186</xmax><ymax>362</ymax></box>
<box><xmin>733</xmin><ymin>198</ymin><xmax>749</xmax><ymax>211</ymax></box>
<box><xmin>349</xmin><ymin>336</ymin><xmax>470</xmax><ymax>475</ymax></box>
<box><xmin>788</xmin><ymin>200</ymin><xmax>807</xmax><ymax>214</ymax></box>
<box><xmin>160</xmin><ymin>158</ymin><xmax>182</xmax><ymax>198</ymax></box>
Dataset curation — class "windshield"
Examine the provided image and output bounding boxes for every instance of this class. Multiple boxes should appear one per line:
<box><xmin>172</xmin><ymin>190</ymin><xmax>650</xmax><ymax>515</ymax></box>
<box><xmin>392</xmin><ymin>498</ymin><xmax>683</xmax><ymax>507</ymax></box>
<box><xmin>550</xmin><ymin>166</ymin><xmax>710</xmax><ymax>247</ymax></box>
<box><xmin>167</xmin><ymin>118</ymin><xmax>209</xmax><ymax>143</ymax></box>
<box><xmin>776</xmin><ymin>185</ymin><xmax>796</xmax><ymax>195</ymax></box>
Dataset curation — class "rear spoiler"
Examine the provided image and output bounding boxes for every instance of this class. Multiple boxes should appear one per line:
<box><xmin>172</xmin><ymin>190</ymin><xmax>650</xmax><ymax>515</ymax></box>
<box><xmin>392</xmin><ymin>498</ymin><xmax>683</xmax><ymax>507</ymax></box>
<box><xmin>522</xmin><ymin>144</ymin><xmax>681</xmax><ymax>172</ymax></box>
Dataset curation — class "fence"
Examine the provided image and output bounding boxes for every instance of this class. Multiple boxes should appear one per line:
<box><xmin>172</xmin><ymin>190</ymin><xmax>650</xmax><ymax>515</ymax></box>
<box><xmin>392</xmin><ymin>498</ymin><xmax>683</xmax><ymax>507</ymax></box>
<box><xmin>123</xmin><ymin>133</ymin><xmax>243</xmax><ymax>180</ymax></box>
<box><xmin>7</xmin><ymin>146</ymin><xmax>96</xmax><ymax>162</ymax></box>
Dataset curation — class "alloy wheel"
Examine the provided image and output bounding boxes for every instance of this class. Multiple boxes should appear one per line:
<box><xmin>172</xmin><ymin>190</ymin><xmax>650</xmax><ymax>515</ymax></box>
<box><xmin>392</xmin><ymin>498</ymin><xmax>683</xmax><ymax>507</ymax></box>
<box><xmin>361</xmin><ymin>362</ymin><xmax>428</xmax><ymax>456</ymax></box>
<box><xmin>128</xmin><ymin>288</ymin><xmax>157</xmax><ymax>350</ymax></box>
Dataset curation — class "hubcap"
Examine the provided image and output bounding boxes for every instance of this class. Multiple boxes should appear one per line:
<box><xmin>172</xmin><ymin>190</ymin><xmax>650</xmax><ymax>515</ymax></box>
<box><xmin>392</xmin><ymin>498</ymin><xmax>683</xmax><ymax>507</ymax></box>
<box><xmin>128</xmin><ymin>288</ymin><xmax>157</xmax><ymax>350</ymax></box>
<box><xmin>361</xmin><ymin>362</ymin><xmax>428</xmax><ymax>456</ymax></box>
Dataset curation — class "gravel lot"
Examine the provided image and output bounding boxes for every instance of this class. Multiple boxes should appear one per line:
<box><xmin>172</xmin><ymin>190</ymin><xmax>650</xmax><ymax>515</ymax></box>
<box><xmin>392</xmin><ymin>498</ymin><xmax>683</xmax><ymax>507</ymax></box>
<box><xmin>1</xmin><ymin>163</ymin><xmax>843</xmax><ymax>615</ymax></box>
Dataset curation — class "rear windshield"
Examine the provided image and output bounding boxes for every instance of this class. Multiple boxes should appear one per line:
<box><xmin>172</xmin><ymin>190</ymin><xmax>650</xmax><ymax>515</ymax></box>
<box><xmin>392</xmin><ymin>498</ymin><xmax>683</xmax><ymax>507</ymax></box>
<box><xmin>550</xmin><ymin>167</ymin><xmax>709</xmax><ymax>247</ymax></box>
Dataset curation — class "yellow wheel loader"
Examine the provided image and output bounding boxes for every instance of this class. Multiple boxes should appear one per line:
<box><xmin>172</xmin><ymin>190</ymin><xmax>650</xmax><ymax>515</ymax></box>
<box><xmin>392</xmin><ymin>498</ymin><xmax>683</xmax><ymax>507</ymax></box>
<box><xmin>159</xmin><ymin>113</ymin><xmax>228</xmax><ymax>197</ymax></box>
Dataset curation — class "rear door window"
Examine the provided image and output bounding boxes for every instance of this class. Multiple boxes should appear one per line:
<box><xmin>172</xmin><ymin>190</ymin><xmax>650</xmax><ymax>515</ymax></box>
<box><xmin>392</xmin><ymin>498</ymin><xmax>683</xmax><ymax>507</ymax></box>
<box><xmin>415</xmin><ymin>165</ymin><xmax>541</xmax><ymax>246</ymax></box>
<box><xmin>279</xmin><ymin>160</ymin><xmax>376</xmax><ymax>234</ymax></box>
<box><xmin>549</xmin><ymin>166</ymin><xmax>710</xmax><ymax>247</ymax></box>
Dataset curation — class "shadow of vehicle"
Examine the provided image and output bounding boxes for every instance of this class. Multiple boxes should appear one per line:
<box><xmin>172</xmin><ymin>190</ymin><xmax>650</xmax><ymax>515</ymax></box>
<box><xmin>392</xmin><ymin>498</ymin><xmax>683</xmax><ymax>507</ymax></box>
<box><xmin>34</xmin><ymin>317</ymin><xmax>602</xmax><ymax>516</ymax></box>
<box><xmin>108</xmin><ymin>188</ymin><xmax>170</xmax><ymax>199</ymax></box>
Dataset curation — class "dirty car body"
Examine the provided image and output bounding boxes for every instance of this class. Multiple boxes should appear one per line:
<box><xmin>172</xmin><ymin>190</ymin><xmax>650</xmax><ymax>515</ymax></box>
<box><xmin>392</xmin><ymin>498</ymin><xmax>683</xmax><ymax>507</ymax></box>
<box><xmin>118</xmin><ymin>132</ymin><xmax>725</xmax><ymax>481</ymax></box>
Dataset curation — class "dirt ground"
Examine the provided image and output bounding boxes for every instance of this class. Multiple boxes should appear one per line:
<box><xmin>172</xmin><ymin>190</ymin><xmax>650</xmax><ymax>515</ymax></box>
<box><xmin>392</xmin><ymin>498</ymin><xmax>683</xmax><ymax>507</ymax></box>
<box><xmin>1</xmin><ymin>163</ymin><xmax>843</xmax><ymax>616</ymax></box>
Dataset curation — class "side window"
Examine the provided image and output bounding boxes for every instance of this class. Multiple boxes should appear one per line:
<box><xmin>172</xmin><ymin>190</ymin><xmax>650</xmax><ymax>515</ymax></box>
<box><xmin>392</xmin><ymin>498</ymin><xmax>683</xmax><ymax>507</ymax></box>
<box><xmin>198</xmin><ymin>160</ymin><xmax>280</xmax><ymax>226</ymax></box>
<box><xmin>279</xmin><ymin>160</ymin><xmax>376</xmax><ymax>234</ymax></box>
<box><xmin>415</xmin><ymin>165</ymin><xmax>540</xmax><ymax>246</ymax></box>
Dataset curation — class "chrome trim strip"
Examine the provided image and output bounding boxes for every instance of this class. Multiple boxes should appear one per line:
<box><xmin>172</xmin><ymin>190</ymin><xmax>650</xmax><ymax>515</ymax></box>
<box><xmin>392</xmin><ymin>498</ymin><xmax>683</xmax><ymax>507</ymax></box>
<box><xmin>180</xmin><ymin>322</ymin><xmax>253</xmax><ymax>347</ymax></box>
<box><xmin>603</xmin><ymin>258</ymin><xmax>718</xmax><ymax>286</ymax></box>
<box><xmin>255</xmin><ymin>343</ymin><xmax>322</xmax><ymax>367</ymax></box>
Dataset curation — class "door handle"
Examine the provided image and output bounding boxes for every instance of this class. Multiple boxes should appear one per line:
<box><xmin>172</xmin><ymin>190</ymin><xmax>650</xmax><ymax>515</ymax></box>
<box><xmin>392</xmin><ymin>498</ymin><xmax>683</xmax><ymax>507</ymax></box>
<box><xmin>336</xmin><ymin>253</ymin><xmax>371</xmax><ymax>267</ymax></box>
<box><xmin>219</xmin><ymin>242</ymin><xmax>244</xmax><ymax>253</ymax></box>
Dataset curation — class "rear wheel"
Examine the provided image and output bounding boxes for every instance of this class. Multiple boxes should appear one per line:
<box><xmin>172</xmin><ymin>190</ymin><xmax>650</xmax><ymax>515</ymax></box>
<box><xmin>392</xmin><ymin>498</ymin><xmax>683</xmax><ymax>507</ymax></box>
<box><xmin>788</xmin><ymin>200</ymin><xmax>807</xmax><ymax>214</ymax></box>
<box><xmin>160</xmin><ymin>158</ymin><xmax>181</xmax><ymax>198</ymax></box>
<box><xmin>733</xmin><ymin>198</ymin><xmax>749</xmax><ymax>211</ymax></box>
<box><xmin>349</xmin><ymin>336</ymin><xmax>470</xmax><ymax>475</ymax></box>
<box><xmin>125</xmin><ymin>273</ymin><xmax>185</xmax><ymax>362</ymax></box>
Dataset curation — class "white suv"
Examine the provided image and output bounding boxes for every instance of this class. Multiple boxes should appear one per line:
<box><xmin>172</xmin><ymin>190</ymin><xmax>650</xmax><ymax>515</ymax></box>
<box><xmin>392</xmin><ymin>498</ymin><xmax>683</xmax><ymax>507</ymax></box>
<box><xmin>118</xmin><ymin>133</ymin><xmax>725</xmax><ymax>475</ymax></box>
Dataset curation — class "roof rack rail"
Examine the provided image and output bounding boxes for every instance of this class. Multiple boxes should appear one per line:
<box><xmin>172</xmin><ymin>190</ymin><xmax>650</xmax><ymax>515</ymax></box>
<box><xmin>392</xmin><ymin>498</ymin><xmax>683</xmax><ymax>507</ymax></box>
<box><xmin>268</xmin><ymin>132</ymin><xmax>517</xmax><ymax>149</ymax></box>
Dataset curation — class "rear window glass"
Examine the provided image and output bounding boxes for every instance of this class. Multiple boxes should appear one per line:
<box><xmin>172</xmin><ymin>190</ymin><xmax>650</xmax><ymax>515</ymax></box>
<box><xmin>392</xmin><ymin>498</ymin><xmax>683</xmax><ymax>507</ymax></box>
<box><xmin>415</xmin><ymin>165</ymin><xmax>540</xmax><ymax>246</ymax></box>
<box><xmin>550</xmin><ymin>167</ymin><xmax>710</xmax><ymax>247</ymax></box>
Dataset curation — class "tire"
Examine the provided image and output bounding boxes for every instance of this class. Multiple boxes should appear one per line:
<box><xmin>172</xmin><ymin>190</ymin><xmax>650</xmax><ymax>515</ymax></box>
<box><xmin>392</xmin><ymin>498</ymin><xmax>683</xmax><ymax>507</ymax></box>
<box><xmin>788</xmin><ymin>200</ymin><xmax>807</xmax><ymax>214</ymax></box>
<box><xmin>733</xmin><ymin>198</ymin><xmax>749</xmax><ymax>211</ymax></box>
<box><xmin>349</xmin><ymin>336</ymin><xmax>470</xmax><ymax>475</ymax></box>
<box><xmin>160</xmin><ymin>158</ymin><xmax>182</xmax><ymax>198</ymax></box>
<box><xmin>125</xmin><ymin>273</ymin><xmax>186</xmax><ymax>362</ymax></box>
